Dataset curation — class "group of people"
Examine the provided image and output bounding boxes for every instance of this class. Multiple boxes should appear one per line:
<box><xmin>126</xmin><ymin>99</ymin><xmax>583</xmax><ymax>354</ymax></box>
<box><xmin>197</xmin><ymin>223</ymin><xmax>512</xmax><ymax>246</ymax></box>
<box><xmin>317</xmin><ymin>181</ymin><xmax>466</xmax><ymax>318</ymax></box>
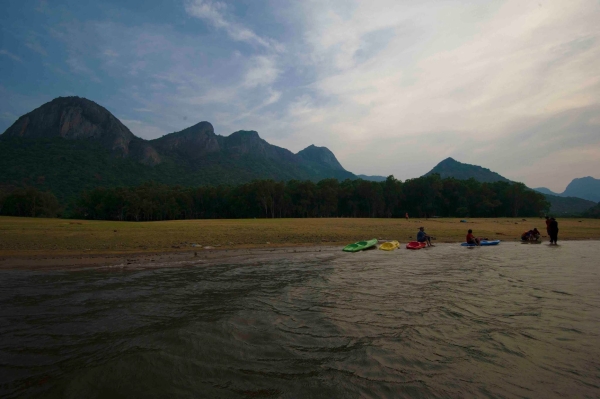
<box><xmin>521</xmin><ymin>228</ymin><xmax>541</xmax><ymax>242</ymax></box>
<box><xmin>415</xmin><ymin>217</ymin><xmax>560</xmax><ymax>247</ymax></box>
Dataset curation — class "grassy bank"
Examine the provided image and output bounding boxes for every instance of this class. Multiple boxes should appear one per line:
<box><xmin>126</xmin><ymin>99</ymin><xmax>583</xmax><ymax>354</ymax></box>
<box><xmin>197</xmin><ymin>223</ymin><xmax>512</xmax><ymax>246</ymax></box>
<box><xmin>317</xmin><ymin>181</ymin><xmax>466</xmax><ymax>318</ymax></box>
<box><xmin>0</xmin><ymin>217</ymin><xmax>600</xmax><ymax>256</ymax></box>
<box><xmin>1</xmin><ymin>216</ymin><xmax>599</xmax><ymax>257</ymax></box>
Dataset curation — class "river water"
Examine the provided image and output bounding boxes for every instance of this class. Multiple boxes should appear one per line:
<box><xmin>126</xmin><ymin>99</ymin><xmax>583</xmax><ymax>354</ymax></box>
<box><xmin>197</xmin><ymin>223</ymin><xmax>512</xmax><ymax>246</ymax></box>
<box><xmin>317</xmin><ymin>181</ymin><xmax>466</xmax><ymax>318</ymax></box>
<box><xmin>1</xmin><ymin>242</ymin><xmax>599</xmax><ymax>398</ymax></box>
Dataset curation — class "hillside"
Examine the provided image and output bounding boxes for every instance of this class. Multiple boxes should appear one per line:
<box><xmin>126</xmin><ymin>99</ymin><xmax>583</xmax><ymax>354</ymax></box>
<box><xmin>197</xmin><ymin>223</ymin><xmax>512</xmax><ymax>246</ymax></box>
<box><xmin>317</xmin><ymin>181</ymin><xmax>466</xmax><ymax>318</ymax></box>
<box><xmin>542</xmin><ymin>194</ymin><xmax>597</xmax><ymax>216</ymax></box>
<box><xmin>533</xmin><ymin>187</ymin><xmax>559</xmax><ymax>196</ymax></box>
<box><xmin>0</xmin><ymin>97</ymin><xmax>355</xmax><ymax>201</ymax></box>
<box><xmin>563</xmin><ymin>177</ymin><xmax>600</xmax><ymax>202</ymax></box>
<box><xmin>424</xmin><ymin>157</ymin><xmax>510</xmax><ymax>183</ymax></box>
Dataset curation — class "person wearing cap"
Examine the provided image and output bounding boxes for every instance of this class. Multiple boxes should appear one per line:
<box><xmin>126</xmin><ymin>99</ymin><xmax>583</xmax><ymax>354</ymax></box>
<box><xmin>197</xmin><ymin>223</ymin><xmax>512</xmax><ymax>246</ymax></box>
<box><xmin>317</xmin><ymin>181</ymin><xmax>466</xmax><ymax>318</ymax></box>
<box><xmin>417</xmin><ymin>227</ymin><xmax>434</xmax><ymax>247</ymax></box>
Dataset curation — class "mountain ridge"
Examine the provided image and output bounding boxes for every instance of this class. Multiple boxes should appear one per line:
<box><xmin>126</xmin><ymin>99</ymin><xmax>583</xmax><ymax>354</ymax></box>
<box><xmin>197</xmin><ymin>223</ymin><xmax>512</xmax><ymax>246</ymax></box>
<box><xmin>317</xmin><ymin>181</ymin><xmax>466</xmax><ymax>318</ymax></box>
<box><xmin>533</xmin><ymin>176</ymin><xmax>600</xmax><ymax>202</ymax></box>
<box><xmin>0</xmin><ymin>96</ymin><xmax>355</xmax><ymax>200</ymax></box>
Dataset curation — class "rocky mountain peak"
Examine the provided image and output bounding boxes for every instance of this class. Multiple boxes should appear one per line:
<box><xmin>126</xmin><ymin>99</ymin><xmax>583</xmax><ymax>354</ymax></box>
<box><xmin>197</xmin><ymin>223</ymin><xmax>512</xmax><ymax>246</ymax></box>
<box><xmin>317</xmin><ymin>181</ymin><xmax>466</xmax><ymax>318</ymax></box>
<box><xmin>151</xmin><ymin>121</ymin><xmax>219</xmax><ymax>158</ymax></box>
<box><xmin>1</xmin><ymin>96</ymin><xmax>137</xmax><ymax>157</ymax></box>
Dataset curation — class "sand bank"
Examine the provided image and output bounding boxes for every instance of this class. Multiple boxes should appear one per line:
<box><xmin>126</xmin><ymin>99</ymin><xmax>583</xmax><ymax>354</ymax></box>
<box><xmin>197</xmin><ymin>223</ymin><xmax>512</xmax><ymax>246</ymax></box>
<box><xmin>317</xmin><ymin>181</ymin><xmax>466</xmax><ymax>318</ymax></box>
<box><xmin>1</xmin><ymin>216</ymin><xmax>599</xmax><ymax>269</ymax></box>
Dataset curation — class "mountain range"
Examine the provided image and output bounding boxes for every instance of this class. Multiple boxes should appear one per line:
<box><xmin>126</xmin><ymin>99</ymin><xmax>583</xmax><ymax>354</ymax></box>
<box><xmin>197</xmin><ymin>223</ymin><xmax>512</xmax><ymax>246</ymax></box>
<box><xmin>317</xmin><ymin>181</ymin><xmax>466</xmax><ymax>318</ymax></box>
<box><xmin>0</xmin><ymin>97</ymin><xmax>355</xmax><ymax>200</ymax></box>
<box><xmin>1</xmin><ymin>96</ymin><xmax>597</xmax><ymax>215</ymax></box>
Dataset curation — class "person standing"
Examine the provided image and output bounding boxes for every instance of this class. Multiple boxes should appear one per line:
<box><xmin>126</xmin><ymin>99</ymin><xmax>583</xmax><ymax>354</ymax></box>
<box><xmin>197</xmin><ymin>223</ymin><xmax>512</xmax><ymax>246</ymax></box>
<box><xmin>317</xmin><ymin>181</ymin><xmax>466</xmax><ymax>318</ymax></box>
<box><xmin>405</xmin><ymin>212</ymin><xmax>409</xmax><ymax>221</ymax></box>
<box><xmin>545</xmin><ymin>216</ymin><xmax>551</xmax><ymax>239</ymax></box>
<box><xmin>548</xmin><ymin>218</ymin><xmax>559</xmax><ymax>245</ymax></box>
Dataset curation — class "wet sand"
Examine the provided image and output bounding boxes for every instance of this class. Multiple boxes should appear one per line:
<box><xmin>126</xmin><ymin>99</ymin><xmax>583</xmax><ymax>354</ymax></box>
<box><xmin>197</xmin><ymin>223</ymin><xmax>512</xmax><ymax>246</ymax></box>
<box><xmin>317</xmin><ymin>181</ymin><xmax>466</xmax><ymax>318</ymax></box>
<box><xmin>0</xmin><ymin>246</ymin><xmax>343</xmax><ymax>271</ymax></box>
<box><xmin>1</xmin><ymin>216</ymin><xmax>599</xmax><ymax>269</ymax></box>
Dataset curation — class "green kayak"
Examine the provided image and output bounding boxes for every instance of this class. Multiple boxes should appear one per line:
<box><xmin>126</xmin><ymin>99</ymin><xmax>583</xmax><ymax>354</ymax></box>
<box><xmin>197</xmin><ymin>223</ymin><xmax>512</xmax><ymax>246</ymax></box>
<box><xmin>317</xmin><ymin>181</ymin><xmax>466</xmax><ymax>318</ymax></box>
<box><xmin>343</xmin><ymin>238</ymin><xmax>378</xmax><ymax>252</ymax></box>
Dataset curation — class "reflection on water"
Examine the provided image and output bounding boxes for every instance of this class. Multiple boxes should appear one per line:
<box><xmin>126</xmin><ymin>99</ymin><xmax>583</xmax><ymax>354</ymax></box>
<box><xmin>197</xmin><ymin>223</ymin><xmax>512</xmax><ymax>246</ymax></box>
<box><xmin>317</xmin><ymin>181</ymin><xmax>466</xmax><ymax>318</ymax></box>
<box><xmin>1</xmin><ymin>242</ymin><xmax>599</xmax><ymax>398</ymax></box>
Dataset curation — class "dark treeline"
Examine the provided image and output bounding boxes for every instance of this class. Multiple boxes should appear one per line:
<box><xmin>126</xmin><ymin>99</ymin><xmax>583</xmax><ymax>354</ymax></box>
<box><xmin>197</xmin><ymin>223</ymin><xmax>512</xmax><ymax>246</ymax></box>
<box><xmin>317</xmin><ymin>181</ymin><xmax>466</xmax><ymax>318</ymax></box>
<box><xmin>71</xmin><ymin>175</ymin><xmax>550</xmax><ymax>221</ymax></box>
<box><xmin>583</xmin><ymin>202</ymin><xmax>600</xmax><ymax>218</ymax></box>
<box><xmin>0</xmin><ymin>187</ymin><xmax>61</xmax><ymax>217</ymax></box>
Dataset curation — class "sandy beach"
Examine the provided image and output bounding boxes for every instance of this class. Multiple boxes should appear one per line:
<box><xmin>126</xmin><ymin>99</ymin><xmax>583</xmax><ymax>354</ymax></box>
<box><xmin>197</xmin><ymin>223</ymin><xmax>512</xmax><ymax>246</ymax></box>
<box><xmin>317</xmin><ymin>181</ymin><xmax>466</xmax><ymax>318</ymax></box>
<box><xmin>1</xmin><ymin>216</ymin><xmax>599</xmax><ymax>269</ymax></box>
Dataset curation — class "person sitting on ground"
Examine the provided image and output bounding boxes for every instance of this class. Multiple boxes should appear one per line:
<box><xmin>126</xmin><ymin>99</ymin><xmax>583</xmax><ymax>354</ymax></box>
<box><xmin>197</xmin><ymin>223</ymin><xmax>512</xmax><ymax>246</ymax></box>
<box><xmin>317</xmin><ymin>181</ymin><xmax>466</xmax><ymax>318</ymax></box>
<box><xmin>417</xmin><ymin>227</ymin><xmax>434</xmax><ymax>247</ymax></box>
<box><xmin>521</xmin><ymin>230</ymin><xmax>532</xmax><ymax>241</ymax></box>
<box><xmin>466</xmin><ymin>229</ymin><xmax>480</xmax><ymax>246</ymax></box>
<box><xmin>531</xmin><ymin>228</ymin><xmax>541</xmax><ymax>241</ymax></box>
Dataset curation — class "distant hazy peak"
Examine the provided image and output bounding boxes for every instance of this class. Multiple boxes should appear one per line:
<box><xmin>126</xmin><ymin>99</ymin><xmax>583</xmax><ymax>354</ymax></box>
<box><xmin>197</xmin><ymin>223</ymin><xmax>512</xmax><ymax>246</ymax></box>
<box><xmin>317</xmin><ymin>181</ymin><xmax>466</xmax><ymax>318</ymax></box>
<box><xmin>533</xmin><ymin>187</ymin><xmax>560</xmax><ymax>196</ymax></box>
<box><xmin>297</xmin><ymin>144</ymin><xmax>345</xmax><ymax>171</ymax></box>
<box><xmin>424</xmin><ymin>157</ymin><xmax>510</xmax><ymax>183</ymax></box>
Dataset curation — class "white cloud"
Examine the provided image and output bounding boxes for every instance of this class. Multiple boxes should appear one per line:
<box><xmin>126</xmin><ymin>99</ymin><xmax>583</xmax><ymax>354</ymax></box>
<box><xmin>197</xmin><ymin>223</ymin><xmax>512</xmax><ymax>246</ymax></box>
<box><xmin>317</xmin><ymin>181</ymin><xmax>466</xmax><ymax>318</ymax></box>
<box><xmin>66</xmin><ymin>56</ymin><xmax>101</xmax><ymax>82</ymax></box>
<box><xmin>242</xmin><ymin>56</ymin><xmax>280</xmax><ymax>88</ymax></box>
<box><xmin>185</xmin><ymin>0</ymin><xmax>283</xmax><ymax>51</ymax></box>
<box><xmin>5</xmin><ymin>0</ymin><xmax>599</xmax><ymax>191</ymax></box>
<box><xmin>259</xmin><ymin>0</ymin><xmax>600</xmax><ymax>189</ymax></box>
<box><xmin>25</xmin><ymin>36</ymin><xmax>48</xmax><ymax>56</ymax></box>
<box><xmin>0</xmin><ymin>50</ymin><xmax>23</xmax><ymax>63</ymax></box>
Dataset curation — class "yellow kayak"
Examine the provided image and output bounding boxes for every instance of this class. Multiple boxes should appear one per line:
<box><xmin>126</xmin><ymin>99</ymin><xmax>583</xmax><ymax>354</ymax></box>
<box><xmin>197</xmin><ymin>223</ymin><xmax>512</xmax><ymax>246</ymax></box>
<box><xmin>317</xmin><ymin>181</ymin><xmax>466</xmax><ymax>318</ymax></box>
<box><xmin>379</xmin><ymin>241</ymin><xmax>400</xmax><ymax>251</ymax></box>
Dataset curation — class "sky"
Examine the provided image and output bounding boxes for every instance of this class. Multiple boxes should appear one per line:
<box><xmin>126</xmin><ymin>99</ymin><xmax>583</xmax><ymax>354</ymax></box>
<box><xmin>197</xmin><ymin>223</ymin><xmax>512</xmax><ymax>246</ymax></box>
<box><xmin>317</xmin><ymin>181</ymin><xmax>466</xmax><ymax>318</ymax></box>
<box><xmin>1</xmin><ymin>0</ymin><xmax>599</xmax><ymax>192</ymax></box>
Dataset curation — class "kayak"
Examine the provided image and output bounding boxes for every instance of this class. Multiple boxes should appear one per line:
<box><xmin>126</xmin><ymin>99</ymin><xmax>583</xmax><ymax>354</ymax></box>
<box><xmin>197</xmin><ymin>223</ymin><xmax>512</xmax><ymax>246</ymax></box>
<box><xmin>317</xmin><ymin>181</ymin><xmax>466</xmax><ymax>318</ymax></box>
<box><xmin>343</xmin><ymin>238</ymin><xmax>378</xmax><ymax>252</ymax></box>
<box><xmin>461</xmin><ymin>240</ymin><xmax>501</xmax><ymax>247</ymax></box>
<box><xmin>406</xmin><ymin>241</ymin><xmax>427</xmax><ymax>250</ymax></box>
<box><xmin>379</xmin><ymin>241</ymin><xmax>400</xmax><ymax>251</ymax></box>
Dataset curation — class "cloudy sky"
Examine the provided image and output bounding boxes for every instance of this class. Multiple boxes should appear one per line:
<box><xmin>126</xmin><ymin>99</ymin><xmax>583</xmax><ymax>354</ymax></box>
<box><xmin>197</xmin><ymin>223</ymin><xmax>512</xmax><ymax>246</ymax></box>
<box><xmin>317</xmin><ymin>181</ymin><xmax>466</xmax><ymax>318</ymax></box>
<box><xmin>1</xmin><ymin>0</ymin><xmax>599</xmax><ymax>191</ymax></box>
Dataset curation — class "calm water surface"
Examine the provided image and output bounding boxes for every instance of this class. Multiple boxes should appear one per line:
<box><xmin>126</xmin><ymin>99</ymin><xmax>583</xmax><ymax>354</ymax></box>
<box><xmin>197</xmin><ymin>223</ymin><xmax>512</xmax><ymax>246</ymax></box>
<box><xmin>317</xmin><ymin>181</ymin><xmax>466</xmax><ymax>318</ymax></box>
<box><xmin>1</xmin><ymin>242</ymin><xmax>599</xmax><ymax>398</ymax></box>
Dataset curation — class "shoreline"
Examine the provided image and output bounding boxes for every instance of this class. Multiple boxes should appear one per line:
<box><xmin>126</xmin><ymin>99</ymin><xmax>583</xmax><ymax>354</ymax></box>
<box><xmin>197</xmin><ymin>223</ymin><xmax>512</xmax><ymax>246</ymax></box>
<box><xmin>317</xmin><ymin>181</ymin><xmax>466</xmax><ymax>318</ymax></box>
<box><xmin>1</xmin><ymin>238</ymin><xmax>599</xmax><ymax>271</ymax></box>
<box><xmin>2</xmin><ymin>216</ymin><xmax>599</xmax><ymax>270</ymax></box>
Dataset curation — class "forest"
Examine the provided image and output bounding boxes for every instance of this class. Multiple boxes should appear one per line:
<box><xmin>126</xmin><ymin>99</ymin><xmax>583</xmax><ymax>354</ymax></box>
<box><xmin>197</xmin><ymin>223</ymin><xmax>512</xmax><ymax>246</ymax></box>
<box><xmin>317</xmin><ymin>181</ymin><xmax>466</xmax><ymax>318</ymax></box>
<box><xmin>0</xmin><ymin>175</ymin><xmax>557</xmax><ymax>220</ymax></box>
<box><xmin>0</xmin><ymin>175</ymin><xmax>553</xmax><ymax>220</ymax></box>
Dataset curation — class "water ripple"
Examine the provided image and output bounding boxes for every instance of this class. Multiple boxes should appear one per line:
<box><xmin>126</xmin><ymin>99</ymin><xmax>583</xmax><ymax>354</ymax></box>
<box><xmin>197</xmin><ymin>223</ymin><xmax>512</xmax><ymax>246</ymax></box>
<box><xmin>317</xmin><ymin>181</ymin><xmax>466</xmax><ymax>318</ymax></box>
<box><xmin>1</xmin><ymin>242</ymin><xmax>599</xmax><ymax>398</ymax></box>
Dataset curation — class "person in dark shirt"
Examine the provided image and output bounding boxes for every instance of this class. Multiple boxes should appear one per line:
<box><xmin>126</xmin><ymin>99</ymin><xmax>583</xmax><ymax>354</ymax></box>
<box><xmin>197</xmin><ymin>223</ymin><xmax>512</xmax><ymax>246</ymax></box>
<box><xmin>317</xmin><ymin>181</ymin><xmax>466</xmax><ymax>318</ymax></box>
<box><xmin>466</xmin><ymin>229</ymin><xmax>480</xmax><ymax>245</ymax></box>
<box><xmin>548</xmin><ymin>218</ymin><xmax>559</xmax><ymax>245</ymax></box>
<box><xmin>416</xmin><ymin>227</ymin><xmax>434</xmax><ymax>247</ymax></box>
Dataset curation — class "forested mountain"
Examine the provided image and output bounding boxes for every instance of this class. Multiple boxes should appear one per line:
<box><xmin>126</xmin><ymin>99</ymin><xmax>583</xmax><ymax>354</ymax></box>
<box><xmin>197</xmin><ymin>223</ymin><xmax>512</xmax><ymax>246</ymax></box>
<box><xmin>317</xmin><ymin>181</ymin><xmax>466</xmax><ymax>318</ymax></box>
<box><xmin>423</xmin><ymin>157</ymin><xmax>598</xmax><ymax>215</ymax></box>
<box><xmin>582</xmin><ymin>202</ymin><xmax>600</xmax><ymax>218</ymax></box>
<box><xmin>424</xmin><ymin>157</ymin><xmax>510</xmax><ymax>183</ymax></box>
<box><xmin>534</xmin><ymin>177</ymin><xmax>600</xmax><ymax>202</ymax></box>
<box><xmin>0</xmin><ymin>97</ymin><xmax>354</xmax><ymax>201</ymax></box>
<box><xmin>540</xmin><ymin>194</ymin><xmax>596</xmax><ymax>216</ymax></box>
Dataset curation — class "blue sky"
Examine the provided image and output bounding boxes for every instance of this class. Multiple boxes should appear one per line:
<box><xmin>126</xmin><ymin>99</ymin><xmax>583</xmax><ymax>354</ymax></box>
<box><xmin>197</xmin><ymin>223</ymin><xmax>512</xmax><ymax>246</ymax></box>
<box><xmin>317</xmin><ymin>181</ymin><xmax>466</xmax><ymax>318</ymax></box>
<box><xmin>1</xmin><ymin>0</ymin><xmax>599</xmax><ymax>191</ymax></box>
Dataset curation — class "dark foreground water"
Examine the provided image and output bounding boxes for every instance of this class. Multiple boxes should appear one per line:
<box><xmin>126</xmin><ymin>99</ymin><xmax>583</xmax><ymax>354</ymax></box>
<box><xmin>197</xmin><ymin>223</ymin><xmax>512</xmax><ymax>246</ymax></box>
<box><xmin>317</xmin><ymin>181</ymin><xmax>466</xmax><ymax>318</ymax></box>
<box><xmin>1</xmin><ymin>242</ymin><xmax>599</xmax><ymax>398</ymax></box>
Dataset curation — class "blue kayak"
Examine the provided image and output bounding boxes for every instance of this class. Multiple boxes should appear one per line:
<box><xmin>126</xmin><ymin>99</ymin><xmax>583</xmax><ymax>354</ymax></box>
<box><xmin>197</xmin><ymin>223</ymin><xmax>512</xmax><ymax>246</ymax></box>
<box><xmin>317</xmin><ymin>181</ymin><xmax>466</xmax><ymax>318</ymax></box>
<box><xmin>461</xmin><ymin>240</ymin><xmax>501</xmax><ymax>247</ymax></box>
